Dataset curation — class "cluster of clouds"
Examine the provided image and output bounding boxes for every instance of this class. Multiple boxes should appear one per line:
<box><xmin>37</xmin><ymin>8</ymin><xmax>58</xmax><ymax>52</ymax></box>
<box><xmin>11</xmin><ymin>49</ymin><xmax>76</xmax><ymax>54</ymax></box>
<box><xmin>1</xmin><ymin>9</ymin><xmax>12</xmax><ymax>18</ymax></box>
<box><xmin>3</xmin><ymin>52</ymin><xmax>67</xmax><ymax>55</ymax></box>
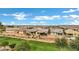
<box><xmin>2</xmin><ymin>21</ymin><xmax>15</xmax><ymax>25</ymax></box>
<box><xmin>2</xmin><ymin>21</ymin><xmax>47</xmax><ymax>25</ymax></box>
<box><xmin>30</xmin><ymin>21</ymin><xmax>47</xmax><ymax>25</ymax></box>
<box><xmin>62</xmin><ymin>8</ymin><xmax>79</xmax><ymax>13</ymax></box>
<box><xmin>1</xmin><ymin>8</ymin><xmax>79</xmax><ymax>25</ymax></box>
<box><xmin>70</xmin><ymin>20</ymin><xmax>79</xmax><ymax>25</ymax></box>
<box><xmin>63</xmin><ymin>20</ymin><xmax>79</xmax><ymax>25</ymax></box>
<box><xmin>63</xmin><ymin>15</ymin><xmax>79</xmax><ymax>20</ymax></box>
<box><xmin>33</xmin><ymin>15</ymin><xmax>79</xmax><ymax>20</ymax></box>
<box><xmin>33</xmin><ymin>8</ymin><xmax>79</xmax><ymax>25</ymax></box>
<box><xmin>33</xmin><ymin>15</ymin><xmax>60</xmax><ymax>20</ymax></box>
<box><xmin>1</xmin><ymin>12</ymin><xmax>30</xmax><ymax>20</ymax></box>
<box><xmin>1</xmin><ymin>9</ymin><xmax>79</xmax><ymax>21</ymax></box>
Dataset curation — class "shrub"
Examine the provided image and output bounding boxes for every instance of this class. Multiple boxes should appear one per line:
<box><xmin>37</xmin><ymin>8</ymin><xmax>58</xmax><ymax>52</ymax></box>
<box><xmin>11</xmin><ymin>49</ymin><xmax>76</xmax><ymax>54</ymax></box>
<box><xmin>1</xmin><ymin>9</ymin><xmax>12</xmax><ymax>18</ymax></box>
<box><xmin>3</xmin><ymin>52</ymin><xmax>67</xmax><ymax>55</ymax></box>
<box><xmin>55</xmin><ymin>38</ymin><xmax>67</xmax><ymax>48</ymax></box>
<box><xmin>9</xmin><ymin>44</ymin><xmax>16</xmax><ymax>49</ymax></box>
<box><xmin>0</xmin><ymin>41</ymin><xmax>9</xmax><ymax>46</ymax></box>
<box><xmin>15</xmin><ymin>42</ymin><xmax>31</xmax><ymax>51</ymax></box>
<box><xmin>69</xmin><ymin>40</ymin><xmax>77</xmax><ymax>49</ymax></box>
<box><xmin>69</xmin><ymin>37</ymin><xmax>79</xmax><ymax>51</ymax></box>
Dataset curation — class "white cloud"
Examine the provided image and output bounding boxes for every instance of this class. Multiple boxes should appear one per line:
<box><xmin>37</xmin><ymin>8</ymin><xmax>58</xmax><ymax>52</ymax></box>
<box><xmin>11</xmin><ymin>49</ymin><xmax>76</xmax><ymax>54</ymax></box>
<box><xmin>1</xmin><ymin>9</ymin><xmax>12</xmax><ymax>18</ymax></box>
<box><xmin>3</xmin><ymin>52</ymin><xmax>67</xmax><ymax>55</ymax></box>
<box><xmin>2</xmin><ymin>14</ymin><xmax>10</xmax><ymax>16</ymax></box>
<box><xmin>11</xmin><ymin>12</ymin><xmax>27</xmax><ymax>20</ymax></box>
<box><xmin>69</xmin><ymin>15</ymin><xmax>79</xmax><ymax>19</ymax></box>
<box><xmin>62</xmin><ymin>15</ymin><xmax>69</xmax><ymax>18</ymax></box>
<box><xmin>62</xmin><ymin>15</ymin><xmax>79</xmax><ymax>20</ymax></box>
<box><xmin>63</xmin><ymin>20</ymin><xmax>79</xmax><ymax>25</ymax></box>
<box><xmin>70</xmin><ymin>20</ymin><xmax>79</xmax><ymax>25</ymax></box>
<box><xmin>33</xmin><ymin>15</ymin><xmax>60</xmax><ymax>20</ymax></box>
<box><xmin>1</xmin><ymin>12</ymin><xmax>31</xmax><ymax>20</ymax></box>
<box><xmin>62</xmin><ymin>8</ymin><xmax>79</xmax><ymax>13</ymax></box>
<box><xmin>2</xmin><ymin>21</ymin><xmax>15</xmax><ymax>25</ymax></box>
<box><xmin>30</xmin><ymin>21</ymin><xmax>47</xmax><ymax>25</ymax></box>
<box><xmin>10</xmin><ymin>21</ymin><xmax>15</xmax><ymax>25</ymax></box>
<box><xmin>2</xmin><ymin>22</ymin><xmax>7</xmax><ymax>25</ymax></box>
<box><xmin>62</xmin><ymin>9</ymin><xmax>76</xmax><ymax>13</ymax></box>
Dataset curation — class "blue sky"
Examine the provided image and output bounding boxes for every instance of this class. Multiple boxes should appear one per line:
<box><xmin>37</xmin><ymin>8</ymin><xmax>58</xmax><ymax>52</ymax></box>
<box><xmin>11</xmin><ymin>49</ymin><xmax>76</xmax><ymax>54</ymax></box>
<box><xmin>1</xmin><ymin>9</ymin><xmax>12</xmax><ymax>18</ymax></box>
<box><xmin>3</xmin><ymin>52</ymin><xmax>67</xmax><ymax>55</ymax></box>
<box><xmin>0</xmin><ymin>8</ymin><xmax>79</xmax><ymax>25</ymax></box>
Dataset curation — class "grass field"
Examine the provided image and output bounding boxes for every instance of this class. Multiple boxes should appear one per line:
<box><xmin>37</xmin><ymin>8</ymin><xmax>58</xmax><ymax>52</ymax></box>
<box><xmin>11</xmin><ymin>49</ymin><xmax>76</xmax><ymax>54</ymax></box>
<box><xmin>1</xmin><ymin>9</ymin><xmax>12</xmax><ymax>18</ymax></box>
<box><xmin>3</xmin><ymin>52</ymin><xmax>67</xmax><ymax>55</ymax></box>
<box><xmin>0</xmin><ymin>36</ymin><xmax>75</xmax><ymax>51</ymax></box>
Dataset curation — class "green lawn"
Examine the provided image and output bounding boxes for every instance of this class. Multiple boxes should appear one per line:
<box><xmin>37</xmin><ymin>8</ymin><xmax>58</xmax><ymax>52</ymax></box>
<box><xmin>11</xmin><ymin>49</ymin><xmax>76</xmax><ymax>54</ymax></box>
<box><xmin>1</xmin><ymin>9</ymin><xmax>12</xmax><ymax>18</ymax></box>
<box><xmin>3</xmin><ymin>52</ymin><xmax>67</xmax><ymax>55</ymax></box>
<box><xmin>0</xmin><ymin>36</ymin><xmax>74</xmax><ymax>51</ymax></box>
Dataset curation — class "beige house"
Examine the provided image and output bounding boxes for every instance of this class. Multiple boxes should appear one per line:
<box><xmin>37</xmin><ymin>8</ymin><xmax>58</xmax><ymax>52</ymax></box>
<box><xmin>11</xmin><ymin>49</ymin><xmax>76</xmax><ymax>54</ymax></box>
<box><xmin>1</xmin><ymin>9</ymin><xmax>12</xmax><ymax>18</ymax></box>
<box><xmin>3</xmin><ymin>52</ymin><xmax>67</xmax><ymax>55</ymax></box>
<box><xmin>65</xmin><ymin>29</ymin><xmax>79</xmax><ymax>37</ymax></box>
<box><xmin>51</xmin><ymin>28</ymin><xmax>64</xmax><ymax>35</ymax></box>
<box><xmin>4</xmin><ymin>26</ymin><xmax>79</xmax><ymax>42</ymax></box>
<box><xmin>4</xmin><ymin>27</ymin><xmax>26</xmax><ymax>36</ymax></box>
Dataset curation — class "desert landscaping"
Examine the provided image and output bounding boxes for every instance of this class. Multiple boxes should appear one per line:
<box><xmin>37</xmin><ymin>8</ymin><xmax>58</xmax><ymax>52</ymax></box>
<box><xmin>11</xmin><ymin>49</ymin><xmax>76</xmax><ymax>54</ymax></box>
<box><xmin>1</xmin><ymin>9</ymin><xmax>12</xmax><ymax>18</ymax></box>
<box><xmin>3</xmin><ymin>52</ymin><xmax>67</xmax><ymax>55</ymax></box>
<box><xmin>0</xmin><ymin>22</ymin><xmax>79</xmax><ymax>51</ymax></box>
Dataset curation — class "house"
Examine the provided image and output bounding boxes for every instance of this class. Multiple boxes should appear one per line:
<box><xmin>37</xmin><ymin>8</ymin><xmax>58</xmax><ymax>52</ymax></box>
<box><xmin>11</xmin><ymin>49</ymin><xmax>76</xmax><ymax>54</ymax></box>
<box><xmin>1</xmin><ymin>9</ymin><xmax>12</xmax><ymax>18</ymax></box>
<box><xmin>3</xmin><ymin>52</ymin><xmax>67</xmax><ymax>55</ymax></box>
<box><xmin>5</xmin><ymin>27</ymin><xmax>26</xmax><ymax>36</ymax></box>
<box><xmin>37</xmin><ymin>29</ymin><xmax>48</xmax><ymax>35</ymax></box>
<box><xmin>5</xmin><ymin>27</ymin><xmax>19</xmax><ymax>36</ymax></box>
<box><xmin>25</xmin><ymin>29</ymin><xmax>37</xmax><ymax>38</ymax></box>
<box><xmin>26</xmin><ymin>29</ymin><xmax>37</xmax><ymax>36</ymax></box>
<box><xmin>50</xmin><ymin>28</ymin><xmax>64</xmax><ymax>36</ymax></box>
<box><xmin>65</xmin><ymin>29</ymin><xmax>77</xmax><ymax>37</ymax></box>
<box><xmin>4</xmin><ymin>25</ymin><xmax>79</xmax><ymax>43</ymax></box>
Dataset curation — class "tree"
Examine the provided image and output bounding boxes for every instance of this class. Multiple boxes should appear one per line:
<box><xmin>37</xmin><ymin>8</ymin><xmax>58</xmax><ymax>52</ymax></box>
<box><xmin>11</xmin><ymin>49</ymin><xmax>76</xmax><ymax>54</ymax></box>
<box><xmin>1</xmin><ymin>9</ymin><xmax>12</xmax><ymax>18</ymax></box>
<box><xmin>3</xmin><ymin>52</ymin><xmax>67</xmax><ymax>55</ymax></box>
<box><xmin>55</xmin><ymin>38</ymin><xmax>68</xmax><ymax>50</ymax></box>
<box><xmin>0</xmin><ymin>22</ymin><xmax>5</xmax><ymax>33</ymax></box>
<box><xmin>9</xmin><ymin>44</ymin><xmax>16</xmax><ymax>51</ymax></box>
<box><xmin>69</xmin><ymin>37</ymin><xmax>79</xmax><ymax>50</ymax></box>
<box><xmin>0</xmin><ymin>41</ymin><xmax>9</xmax><ymax>46</ymax></box>
<box><xmin>48</xmin><ymin>28</ymin><xmax>51</xmax><ymax>35</ymax></box>
<box><xmin>15</xmin><ymin>42</ymin><xmax>31</xmax><ymax>51</ymax></box>
<box><xmin>0</xmin><ymin>22</ymin><xmax>3</xmax><ymax>28</ymax></box>
<box><xmin>69</xmin><ymin>40</ymin><xmax>77</xmax><ymax>49</ymax></box>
